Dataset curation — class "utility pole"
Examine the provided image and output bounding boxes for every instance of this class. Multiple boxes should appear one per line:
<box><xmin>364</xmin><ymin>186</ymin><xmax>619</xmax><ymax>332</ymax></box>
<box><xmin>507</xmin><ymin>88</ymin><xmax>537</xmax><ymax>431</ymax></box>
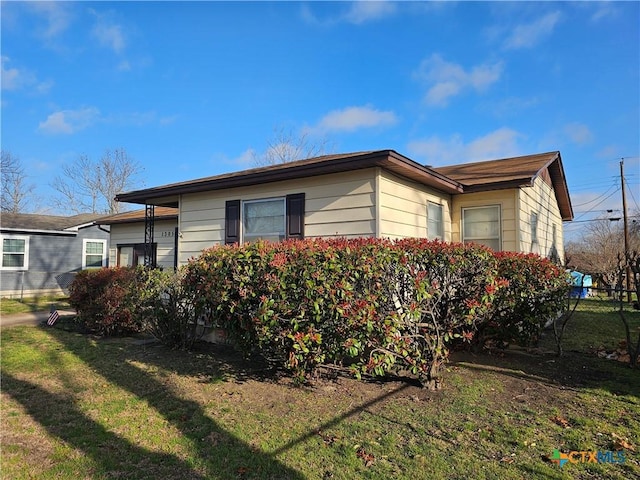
<box><xmin>620</xmin><ymin>159</ymin><xmax>631</xmax><ymax>302</ymax></box>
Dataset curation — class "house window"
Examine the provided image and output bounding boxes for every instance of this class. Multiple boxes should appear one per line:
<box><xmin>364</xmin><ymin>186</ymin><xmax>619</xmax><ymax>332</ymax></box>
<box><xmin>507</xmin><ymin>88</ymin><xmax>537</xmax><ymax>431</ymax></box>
<box><xmin>462</xmin><ymin>205</ymin><xmax>501</xmax><ymax>251</ymax></box>
<box><xmin>427</xmin><ymin>202</ymin><xmax>444</xmax><ymax>240</ymax></box>
<box><xmin>83</xmin><ymin>239</ymin><xmax>107</xmax><ymax>268</ymax></box>
<box><xmin>243</xmin><ymin>198</ymin><xmax>286</xmax><ymax>243</ymax></box>
<box><xmin>225</xmin><ymin>193</ymin><xmax>305</xmax><ymax>245</ymax></box>
<box><xmin>1</xmin><ymin>235</ymin><xmax>29</xmax><ymax>269</ymax></box>
<box><xmin>117</xmin><ymin>244</ymin><xmax>156</xmax><ymax>267</ymax></box>
<box><xmin>530</xmin><ymin>212</ymin><xmax>539</xmax><ymax>251</ymax></box>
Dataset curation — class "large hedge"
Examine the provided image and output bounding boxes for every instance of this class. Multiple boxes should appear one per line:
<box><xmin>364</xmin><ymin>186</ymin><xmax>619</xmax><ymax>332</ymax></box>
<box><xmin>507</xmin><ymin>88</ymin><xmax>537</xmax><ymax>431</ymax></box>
<box><xmin>184</xmin><ymin>238</ymin><xmax>500</xmax><ymax>387</ymax></box>
<box><xmin>68</xmin><ymin>238</ymin><xmax>570</xmax><ymax>388</ymax></box>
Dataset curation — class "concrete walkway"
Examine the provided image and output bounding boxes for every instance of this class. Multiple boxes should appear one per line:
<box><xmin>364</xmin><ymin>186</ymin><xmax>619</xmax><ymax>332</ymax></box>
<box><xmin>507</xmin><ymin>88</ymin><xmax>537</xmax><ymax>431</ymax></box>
<box><xmin>0</xmin><ymin>310</ymin><xmax>76</xmax><ymax>328</ymax></box>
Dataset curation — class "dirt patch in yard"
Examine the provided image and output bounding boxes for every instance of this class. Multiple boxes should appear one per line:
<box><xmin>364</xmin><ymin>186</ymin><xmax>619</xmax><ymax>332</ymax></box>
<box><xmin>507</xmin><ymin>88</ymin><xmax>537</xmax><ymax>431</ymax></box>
<box><xmin>126</xmin><ymin>336</ymin><xmax>637</xmax><ymax>435</ymax></box>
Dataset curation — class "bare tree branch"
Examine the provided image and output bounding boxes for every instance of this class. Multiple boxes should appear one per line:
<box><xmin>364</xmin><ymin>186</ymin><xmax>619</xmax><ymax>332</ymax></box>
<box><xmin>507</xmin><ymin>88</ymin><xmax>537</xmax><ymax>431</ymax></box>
<box><xmin>1</xmin><ymin>150</ymin><xmax>38</xmax><ymax>214</ymax></box>
<box><xmin>565</xmin><ymin>216</ymin><xmax>640</xmax><ymax>290</ymax></box>
<box><xmin>50</xmin><ymin>148</ymin><xmax>143</xmax><ymax>214</ymax></box>
<box><xmin>252</xmin><ymin>127</ymin><xmax>334</xmax><ymax>166</ymax></box>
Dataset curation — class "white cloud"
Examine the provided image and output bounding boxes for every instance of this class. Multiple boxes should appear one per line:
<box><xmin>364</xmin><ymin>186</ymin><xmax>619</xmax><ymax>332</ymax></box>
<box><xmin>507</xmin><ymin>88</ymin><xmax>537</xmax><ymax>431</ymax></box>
<box><xmin>563</xmin><ymin>122</ymin><xmax>593</xmax><ymax>145</ymax></box>
<box><xmin>102</xmin><ymin>110</ymin><xmax>179</xmax><ymax>127</ymax></box>
<box><xmin>1</xmin><ymin>56</ymin><xmax>53</xmax><ymax>94</ymax></box>
<box><xmin>466</xmin><ymin>128</ymin><xmax>523</xmax><ymax>160</ymax></box>
<box><xmin>503</xmin><ymin>11</ymin><xmax>562</xmax><ymax>49</ymax></box>
<box><xmin>414</xmin><ymin>54</ymin><xmax>503</xmax><ymax>107</ymax></box>
<box><xmin>27</xmin><ymin>2</ymin><xmax>73</xmax><ymax>39</ymax></box>
<box><xmin>38</xmin><ymin>107</ymin><xmax>100</xmax><ymax>135</ymax></box>
<box><xmin>159</xmin><ymin>115</ymin><xmax>179</xmax><ymax>126</ymax></box>
<box><xmin>571</xmin><ymin>2</ymin><xmax>619</xmax><ymax>23</ymax></box>
<box><xmin>34</xmin><ymin>79</ymin><xmax>54</xmax><ymax>94</ymax></box>
<box><xmin>92</xmin><ymin>16</ymin><xmax>126</xmax><ymax>53</ymax></box>
<box><xmin>343</xmin><ymin>1</ymin><xmax>396</xmax><ymax>24</ymax></box>
<box><xmin>1</xmin><ymin>56</ymin><xmax>21</xmax><ymax>90</ymax></box>
<box><xmin>596</xmin><ymin>145</ymin><xmax>620</xmax><ymax>159</ymax></box>
<box><xmin>311</xmin><ymin>105</ymin><xmax>398</xmax><ymax>133</ymax></box>
<box><xmin>302</xmin><ymin>1</ymin><xmax>396</xmax><ymax>26</ymax></box>
<box><xmin>230</xmin><ymin>148</ymin><xmax>257</xmax><ymax>166</ymax></box>
<box><xmin>482</xmin><ymin>96</ymin><xmax>541</xmax><ymax>118</ymax></box>
<box><xmin>590</xmin><ymin>3</ymin><xmax>618</xmax><ymax>23</ymax></box>
<box><xmin>407</xmin><ymin>127</ymin><xmax>524</xmax><ymax>166</ymax></box>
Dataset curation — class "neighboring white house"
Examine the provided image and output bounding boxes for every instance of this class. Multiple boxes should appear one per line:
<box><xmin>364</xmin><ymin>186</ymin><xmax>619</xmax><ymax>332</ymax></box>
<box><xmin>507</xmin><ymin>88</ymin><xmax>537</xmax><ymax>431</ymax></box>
<box><xmin>104</xmin><ymin>150</ymin><xmax>572</xmax><ymax>268</ymax></box>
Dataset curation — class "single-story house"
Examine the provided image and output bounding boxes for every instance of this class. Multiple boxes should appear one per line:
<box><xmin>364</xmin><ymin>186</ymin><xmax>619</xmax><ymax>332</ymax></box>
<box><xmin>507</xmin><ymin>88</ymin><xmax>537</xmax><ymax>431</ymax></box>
<box><xmin>104</xmin><ymin>149</ymin><xmax>572</xmax><ymax>268</ymax></box>
<box><xmin>0</xmin><ymin>213</ymin><xmax>110</xmax><ymax>297</ymax></box>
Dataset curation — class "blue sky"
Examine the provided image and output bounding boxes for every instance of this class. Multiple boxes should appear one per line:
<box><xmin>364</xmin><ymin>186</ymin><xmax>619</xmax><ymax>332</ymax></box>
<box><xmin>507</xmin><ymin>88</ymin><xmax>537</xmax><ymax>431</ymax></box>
<box><xmin>2</xmin><ymin>1</ymin><xmax>639</xmax><ymax>240</ymax></box>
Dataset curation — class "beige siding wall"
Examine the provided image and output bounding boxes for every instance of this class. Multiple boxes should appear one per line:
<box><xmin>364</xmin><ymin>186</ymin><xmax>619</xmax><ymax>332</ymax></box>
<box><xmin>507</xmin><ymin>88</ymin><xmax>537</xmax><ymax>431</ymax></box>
<box><xmin>107</xmin><ymin>219</ymin><xmax>177</xmax><ymax>270</ymax></box>
<box><xmin>517</xmin><ymin>177</ymin><xmax>565</xmax><ymax>261</ymax></box>
<box><xmin>450</xmin><ymin>190</ymin><xmax>518</xmax><ymax>252</ymax></box>
<box><xmin>178</xmin><ymin>169</ymin><xmax>377</xmax><ymax>265</ymax></box>
<box><xmin>378</xmin><ymin>170</ymin><xmax>452</xmax><ymax>240</ymax></box>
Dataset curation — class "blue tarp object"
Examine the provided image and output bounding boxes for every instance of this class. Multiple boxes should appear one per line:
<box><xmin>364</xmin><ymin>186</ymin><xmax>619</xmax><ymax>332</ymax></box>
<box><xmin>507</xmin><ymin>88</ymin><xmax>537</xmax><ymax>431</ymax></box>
<box><xmin>570</xmin><ymin>271</ymin><xmax>592</xmax><ymax>298</ymax></box>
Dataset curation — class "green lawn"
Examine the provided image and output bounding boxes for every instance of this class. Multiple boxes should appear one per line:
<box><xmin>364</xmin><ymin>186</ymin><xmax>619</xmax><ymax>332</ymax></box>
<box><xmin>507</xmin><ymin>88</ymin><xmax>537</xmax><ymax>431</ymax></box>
<box><xmin>1</xmin><ymin>295</ymin><xmax>70</xmax><ymax>315</ymax></box>
<box><xmin>1</xmin><ymin>300</ymin><xmax>638</xmax><ymax>479</ymax></box>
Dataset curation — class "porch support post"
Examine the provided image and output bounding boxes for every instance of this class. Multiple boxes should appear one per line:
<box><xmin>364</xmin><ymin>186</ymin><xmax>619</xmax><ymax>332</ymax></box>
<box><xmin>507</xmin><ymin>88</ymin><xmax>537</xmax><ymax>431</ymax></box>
<box><xmin>144</xmin><ymin>204</ymin><xmax>155</xmax><ymax>268</ymax></box>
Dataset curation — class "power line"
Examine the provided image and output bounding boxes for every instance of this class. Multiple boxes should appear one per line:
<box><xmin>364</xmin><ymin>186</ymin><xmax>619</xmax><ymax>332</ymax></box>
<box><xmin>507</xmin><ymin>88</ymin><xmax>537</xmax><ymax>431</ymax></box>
<box><xmin>572</xmin><ymin>188</ymin><xmax>622</xmax><ymax>223</ymax></box>
<box><xmin>565</xmin><ymin>215</ymin><xmax>640</xmax><ymax>224</ymax></box>
<box><xmin>571</xmin><ymin>183</ymin><xmax>619</xmax><ymax>207</ymax></box>
<box><xmin>569</xmin><ymin>179</ymin><xmax>618</xmax><ymax>193</ymax></box>
<box><xmin>624</xmin><ymin>175</ymin><xmax>640</xmax><ymax>212</ymax></box>
<box><xmin>573</xmin><ymin>208</ymin><xmax>621</xmax><ymax>215</ymax></box>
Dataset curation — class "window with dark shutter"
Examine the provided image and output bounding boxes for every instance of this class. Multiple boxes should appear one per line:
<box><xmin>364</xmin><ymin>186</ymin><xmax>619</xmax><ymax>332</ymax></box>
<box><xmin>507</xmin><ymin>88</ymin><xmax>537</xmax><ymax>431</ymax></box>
<box><xmin>225</xmin><ymin>200</ymin><xmax>241</xmax><ymax>244</ymax></box>
<box><xmin>286</xmin><ymin>193</ymin><xmax>305</xmax><ymax>240</ymax></box>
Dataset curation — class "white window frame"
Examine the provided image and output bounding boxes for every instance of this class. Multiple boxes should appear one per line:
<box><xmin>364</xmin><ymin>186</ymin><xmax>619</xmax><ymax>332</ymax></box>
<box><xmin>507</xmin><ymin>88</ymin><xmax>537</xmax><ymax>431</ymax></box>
<box><xmin>427</xmin><ymin>202</ymin><xmax>444</xmax><ymax>240</ymax></box>
<box><xmin>462</xmin><ymin>205</ymin><xmax>502</xmax><ymax>251</ymax></box>
<box><xmin>242</xmin><ymin>197</ymin><xmax>286</xmax><ymax>243</ymax></box>
<box><xmin>82</xmin><ymin>238</ymin><xmax>107</xmax><ymax>269</ymax></box>
<box><xmin>1</xmin><ymin>234</ymin><xmax>29</xmax><ymax>270</ymax></box>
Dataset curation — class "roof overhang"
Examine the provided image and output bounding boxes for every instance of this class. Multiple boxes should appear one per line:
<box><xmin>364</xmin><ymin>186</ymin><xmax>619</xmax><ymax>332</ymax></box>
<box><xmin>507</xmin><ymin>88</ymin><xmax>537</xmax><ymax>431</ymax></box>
<box><xmin>115</xmin><ymin>150</ymin><xmax>464</xmax><ymax>206</ymax></box>
<box><xmin>0</xmin><ymin>227</ymin><xmax>76</xmax><ymax>236</ymax></box>
<box><xmin>545</xmin><ymin>152</ymin><xmax>573</xmax><ymax>221</ymax></box>
<box><xmin>435</xmin><ymin>151</ymin><xmax>573</xmax><ymax>221</ymax></box>
<box><xmin>97</xmin><ymin>213</ymin><xmax>179</xmax><ymax>225</ymax></box>
<box><xmin>96</xmin><ymin>206</ymin><xmax>179</xmax><ymax>225</ymax></box>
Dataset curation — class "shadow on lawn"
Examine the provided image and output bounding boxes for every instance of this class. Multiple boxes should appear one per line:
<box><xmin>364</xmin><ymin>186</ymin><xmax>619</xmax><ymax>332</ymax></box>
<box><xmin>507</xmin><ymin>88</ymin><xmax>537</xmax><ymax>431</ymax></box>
<box><xmin>451</xmin><ymin>346</ymin><xmax>640</xmax><ymax>399</ymax></box>
<box><xmin>94</xmin><ymin>334</ymin><xmax>421</xmax><ymax>459</ymax></box>
<box><xmin>2</xmin><ymin>372</ymin><xmax>212</xmax><ymax>480</ymax></box>
<box><xmin>3</xmin><ymin>328</ymin><xmax>305</xmax><ymax>480</ymax></box>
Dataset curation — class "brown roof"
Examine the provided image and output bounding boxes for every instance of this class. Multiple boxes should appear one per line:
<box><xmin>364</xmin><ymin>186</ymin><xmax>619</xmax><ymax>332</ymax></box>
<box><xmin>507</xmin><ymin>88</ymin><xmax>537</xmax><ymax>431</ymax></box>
<box><xmin>114</xmin><ymin>149</ymin><xmax>573</xmax><ymax>222</ymax></box>
<box><xmin>97</xmin><ymin>207</ymin><xmax>179</xmax><ymax>225</ymax></box>
<box><xmin>434</xmin><ymin>151</ymin><xmax>573</xmax><ymax>221</ymax></box>
<box><xmin>0</xmin><ymin>213</ymin><xmax>106</xmax><ymax>232</ymax></box>
<box><xmin>115</xmin><ymin>150</ymin><xmax>464</xmax><ymax>207</ymax></box>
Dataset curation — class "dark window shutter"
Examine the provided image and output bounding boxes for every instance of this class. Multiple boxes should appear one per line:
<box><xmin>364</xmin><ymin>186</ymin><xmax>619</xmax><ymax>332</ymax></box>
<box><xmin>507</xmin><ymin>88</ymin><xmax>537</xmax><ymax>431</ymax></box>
<box><xmin>225</xmin><ymin>200</ymin><xmax>241</xmax><ymax>244</ymax></box>
<box><xmin>286</xmin><ymin>193</ymin><xmax>305</xmax><ymax>240</ymax></box>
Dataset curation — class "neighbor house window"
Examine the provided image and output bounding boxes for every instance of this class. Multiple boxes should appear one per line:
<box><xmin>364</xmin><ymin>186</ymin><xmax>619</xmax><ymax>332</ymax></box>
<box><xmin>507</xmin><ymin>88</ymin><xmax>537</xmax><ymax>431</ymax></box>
<box><xmin>243</xmin><ymin>198</ymin><xmax>286</xmax><ymax>243</ymax></box>
<box><xmin>225</xmin><ymin>193</ymin><xmax>305</xmax><ymax>245</ymax></box>
<box><xmin>427</xmin><ymin>202</ymin><xmax>444</xmax><ymax>240</ymax></box>
<box><xmin>83</xmin><ymin>239</ymin><xmax>107</xmax><ymax>268</ymax></box>
<box><xmin>1</xmin><ymin>235</ymin><xmax>29</xmax><ymax>269</ymax></box>
<box><xmin>462</xmin><ymin>205</ymin><xmax>501</xmax><ymax>251</ymax></box>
